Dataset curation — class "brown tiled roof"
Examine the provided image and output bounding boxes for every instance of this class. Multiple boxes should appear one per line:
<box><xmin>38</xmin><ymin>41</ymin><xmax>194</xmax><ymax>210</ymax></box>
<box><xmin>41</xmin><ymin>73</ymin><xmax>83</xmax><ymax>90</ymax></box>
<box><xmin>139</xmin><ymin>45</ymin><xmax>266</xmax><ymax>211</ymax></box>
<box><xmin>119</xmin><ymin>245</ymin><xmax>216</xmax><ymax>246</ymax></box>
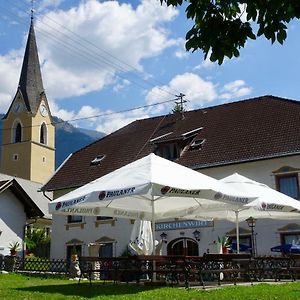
<box><xmin>43</xmin><ymin>95</ymin><xmax>300</xmax><ymax>191</ymax></box>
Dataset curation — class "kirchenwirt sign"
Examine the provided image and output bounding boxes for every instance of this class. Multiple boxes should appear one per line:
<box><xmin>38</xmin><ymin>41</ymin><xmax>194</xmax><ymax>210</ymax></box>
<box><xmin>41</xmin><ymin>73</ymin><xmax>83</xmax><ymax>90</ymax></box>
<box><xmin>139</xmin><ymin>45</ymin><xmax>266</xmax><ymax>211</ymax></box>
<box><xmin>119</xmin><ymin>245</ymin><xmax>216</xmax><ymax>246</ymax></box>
<box><xmin>155</xmin><ymin>219</ymin><xmax>213</xmax><ymax>231</ymax></box>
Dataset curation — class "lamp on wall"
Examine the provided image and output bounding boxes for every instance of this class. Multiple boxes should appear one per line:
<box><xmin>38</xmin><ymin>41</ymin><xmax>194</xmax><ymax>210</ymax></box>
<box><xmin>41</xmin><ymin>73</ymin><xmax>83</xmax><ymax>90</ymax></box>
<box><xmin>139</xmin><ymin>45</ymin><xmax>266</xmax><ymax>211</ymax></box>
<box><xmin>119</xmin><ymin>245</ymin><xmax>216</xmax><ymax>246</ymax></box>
<box><xmin>193</xmin><ymin>229</ymin><xmax>201</xmax><ymax>241</ymax></box>
<box><xmin>160</xmin><ymin>232</ymin><xmax>168</xmax><ymax>242</ymax></box>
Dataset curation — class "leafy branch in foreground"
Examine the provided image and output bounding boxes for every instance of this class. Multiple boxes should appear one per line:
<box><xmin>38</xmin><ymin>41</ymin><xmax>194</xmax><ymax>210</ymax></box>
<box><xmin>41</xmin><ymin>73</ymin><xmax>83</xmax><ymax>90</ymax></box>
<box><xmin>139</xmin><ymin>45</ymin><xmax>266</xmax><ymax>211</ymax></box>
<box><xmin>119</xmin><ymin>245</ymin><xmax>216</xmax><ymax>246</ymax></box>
<box><xmin>161</xmin><ymin>1</ymin><xmax>300</xmax><ymax>64</ymax></box>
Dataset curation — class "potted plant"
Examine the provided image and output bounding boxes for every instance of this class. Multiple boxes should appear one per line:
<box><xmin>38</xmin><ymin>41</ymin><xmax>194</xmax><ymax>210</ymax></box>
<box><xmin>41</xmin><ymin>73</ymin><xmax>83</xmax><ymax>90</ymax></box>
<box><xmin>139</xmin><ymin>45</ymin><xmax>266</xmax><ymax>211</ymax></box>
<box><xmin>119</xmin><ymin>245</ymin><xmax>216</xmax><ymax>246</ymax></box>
<box><xmin>9</xmin><ymin>241</ymin><xmax>21</xmax><ymax>256</ymax></box>
<box><xmin>218</xmin><ymin>236</ymin><xmax>230</xmax><ymax>254</ymax></box>
<box><xmin>70</xmin><ymin>246</ymin><xmax>78</xmax><ymax>262</ymax></box>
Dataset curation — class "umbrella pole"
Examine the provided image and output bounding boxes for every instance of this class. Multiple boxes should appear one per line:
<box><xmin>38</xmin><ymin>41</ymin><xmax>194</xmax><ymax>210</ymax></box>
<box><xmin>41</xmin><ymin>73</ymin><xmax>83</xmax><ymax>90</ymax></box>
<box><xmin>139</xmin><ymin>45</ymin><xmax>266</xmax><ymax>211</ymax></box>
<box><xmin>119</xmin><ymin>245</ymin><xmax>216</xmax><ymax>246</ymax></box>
<box><xmin>151</xmin><ymin>195</ymin><xmax>157</xmax><ymax>281</ymax></box>
<box><xmin>235</xmin><ymin>211</ymin><xmax>240</xmax><ymax>253</ymax></box>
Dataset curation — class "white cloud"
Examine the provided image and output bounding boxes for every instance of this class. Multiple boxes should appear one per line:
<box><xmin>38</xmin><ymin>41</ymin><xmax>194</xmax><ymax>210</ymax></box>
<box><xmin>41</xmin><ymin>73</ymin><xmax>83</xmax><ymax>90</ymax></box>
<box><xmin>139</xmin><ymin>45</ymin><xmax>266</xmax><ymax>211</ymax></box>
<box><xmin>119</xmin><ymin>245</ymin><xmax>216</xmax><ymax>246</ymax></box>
<box><xmin>146</xmin><ymin>72</ymin><xmax>218</xmax><ymax>112</ymax></box>
<box><xmin>145</xmin><ymin>73</ymin><xmax>252</xmax><ymax>113</ymax></box>
<box><xmin>50</xmin><ymin>74</ymin><xmax>251</xmax><ymax>135</ymax></box>
<box><xmin>174</xmin><ymin>38</ymin><xmax>188</xmax><ymax>59</ymax></box>
<box><xmin>48</xmin><ymin>100</ymin><xmax>75</xmax><ymax>121</ymax></box>
<box><xmin>0</xmin><ymin>0</ymin><xmax>178</xmax><ymax>106</ymax></box>
<box><xmin>0</xmin><ymin>93</ymin><xmax>13</xmax><ymax>113</ymax></box>
<box><xmin>0</xmin><ymin>51</ymin><xmax>22</xmax><ymax>113</ymax></box>
<box><xmin>194</xmin><ymin>59</ymin><xmax>215</xmax><ymax>70</ymax></box>
<box><xmin>194</xmin><ymin>50</ymin><xmax>230</xmax><ymax>70</ymax></box>
<box><xmin>239</xmin><ymin>4</ymin><xmax>248</xmax><ymax>23</ymax></box>
<box><xmin>219</xmin><ymin>80</ymin><xmax>252</xmax><ymax>100</ymax></box>
<box><xmin>51</xmin><ymin>101</ymin><xmax>149</xmax><ymax>135</ymax></box>
<box><xmin>113</xmin><ymin>79</ymin><xmax>130</xmax><ymax>92</ymax></box>
<box><xmin>34</xmin><ymin>0</ymin><xmax>178</xmax><ymax>99</ymax></box>
<box><xmin>96</xmin><ymin>109</ymin><xmax>149</xmax><ymax>134</ymax></box>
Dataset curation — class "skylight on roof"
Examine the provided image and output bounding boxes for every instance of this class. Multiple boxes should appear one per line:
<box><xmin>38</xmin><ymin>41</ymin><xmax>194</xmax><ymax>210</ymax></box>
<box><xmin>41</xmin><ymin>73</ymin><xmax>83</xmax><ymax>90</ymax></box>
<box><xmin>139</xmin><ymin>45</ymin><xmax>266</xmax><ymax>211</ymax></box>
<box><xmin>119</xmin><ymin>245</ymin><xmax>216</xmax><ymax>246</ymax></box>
<box><xmin>90</xmin><ymin>155</ymin><xmax>105</xmax><ymax>166</ymax></box>
<box><xmin>190</xmin><ymin>139</ymin><xmax>205</xmax><ymax>149</ymax></box>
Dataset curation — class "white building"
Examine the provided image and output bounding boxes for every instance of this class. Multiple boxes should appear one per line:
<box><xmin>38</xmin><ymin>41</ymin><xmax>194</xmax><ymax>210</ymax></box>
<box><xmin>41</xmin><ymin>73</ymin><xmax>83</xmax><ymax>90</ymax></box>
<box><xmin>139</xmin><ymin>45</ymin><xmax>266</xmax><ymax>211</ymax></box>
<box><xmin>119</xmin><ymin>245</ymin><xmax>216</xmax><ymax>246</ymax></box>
<box><xmin>0</xmin><ymin>174</ymin><xmax>51</xmax><ymax>256</ymax></box>
<box><xmin>43</xmin><ymin>96</ymin><xmax>300</xmax><ymax>259</ymax></box>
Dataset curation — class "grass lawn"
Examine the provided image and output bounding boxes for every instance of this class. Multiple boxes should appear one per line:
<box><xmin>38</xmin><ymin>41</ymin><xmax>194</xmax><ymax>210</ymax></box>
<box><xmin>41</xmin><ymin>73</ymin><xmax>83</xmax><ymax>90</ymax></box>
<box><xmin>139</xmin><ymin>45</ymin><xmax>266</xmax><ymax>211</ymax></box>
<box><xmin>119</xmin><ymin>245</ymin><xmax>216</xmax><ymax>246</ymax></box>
<box><xmin>1</xmin><ymin>273</ymin><xmax>300</xmax><ymax>299</ymax></box>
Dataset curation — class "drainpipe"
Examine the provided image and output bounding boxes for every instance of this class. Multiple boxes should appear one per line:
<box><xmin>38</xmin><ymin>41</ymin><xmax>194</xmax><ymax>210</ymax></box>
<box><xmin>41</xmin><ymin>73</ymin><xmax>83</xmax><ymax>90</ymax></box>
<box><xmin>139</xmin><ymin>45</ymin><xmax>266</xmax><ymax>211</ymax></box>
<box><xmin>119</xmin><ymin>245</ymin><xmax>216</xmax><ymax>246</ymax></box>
<box><xmin>42</xmin><ymin>191</ymin><xmax>53</xmax><ymax>201</ymax></box>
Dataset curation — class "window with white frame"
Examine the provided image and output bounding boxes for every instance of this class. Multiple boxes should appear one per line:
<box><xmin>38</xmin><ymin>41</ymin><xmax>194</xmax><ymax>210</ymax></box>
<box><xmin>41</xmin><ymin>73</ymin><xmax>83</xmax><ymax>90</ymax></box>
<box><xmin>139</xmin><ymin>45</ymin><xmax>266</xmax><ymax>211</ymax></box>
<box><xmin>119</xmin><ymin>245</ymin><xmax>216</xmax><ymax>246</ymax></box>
<box><xmin>276</xmin><ymin>173</ymin><xmax>300</xmax><ymax>200</ymax></box>
<box><xmin>281</xmin><ymin>232</ymin><xmax>300</xmax><ymax>245</ymax></box>
<box><xmin>67</xmin><ymin>215</ymin><xmax>83</xmax><ymax>223</ymax></box>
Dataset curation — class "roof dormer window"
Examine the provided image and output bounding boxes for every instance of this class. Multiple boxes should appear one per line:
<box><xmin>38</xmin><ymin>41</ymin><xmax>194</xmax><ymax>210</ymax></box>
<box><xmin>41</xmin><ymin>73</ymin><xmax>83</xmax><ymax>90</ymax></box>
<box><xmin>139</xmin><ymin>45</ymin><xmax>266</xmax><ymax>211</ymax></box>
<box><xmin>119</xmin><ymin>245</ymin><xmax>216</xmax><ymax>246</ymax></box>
<box><xmin>90</xmin><ymin>155</ymin><xmax>105</xmax><ymax>166</ymax></box>
<box><xmin>155</xmin><ymin>143</ymin><xmax>181</xmax><ymax>161</ymax></box>
<box><xmin>190</xmin><ymin>139</ymin><xmax>205</xmax><ymax>149</ymax></box>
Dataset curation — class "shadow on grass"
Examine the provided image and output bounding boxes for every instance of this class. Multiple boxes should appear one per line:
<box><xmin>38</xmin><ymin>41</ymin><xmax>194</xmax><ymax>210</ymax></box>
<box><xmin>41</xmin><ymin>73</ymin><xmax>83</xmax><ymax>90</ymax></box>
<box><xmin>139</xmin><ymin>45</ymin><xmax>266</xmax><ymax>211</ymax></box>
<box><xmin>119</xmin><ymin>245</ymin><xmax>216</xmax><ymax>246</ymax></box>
<box><xmin>17</xmin><ymin>282</ymin><xmax>160</xmax><ymax>298</ymax></box>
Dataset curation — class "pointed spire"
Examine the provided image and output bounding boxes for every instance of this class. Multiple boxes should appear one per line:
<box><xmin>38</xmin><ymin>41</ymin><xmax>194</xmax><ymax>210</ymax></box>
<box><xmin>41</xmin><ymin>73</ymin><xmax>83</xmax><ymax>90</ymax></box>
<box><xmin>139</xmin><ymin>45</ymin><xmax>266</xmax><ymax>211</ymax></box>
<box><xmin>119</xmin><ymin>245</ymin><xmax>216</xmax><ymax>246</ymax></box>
<box><xmin>18</xmin><ymin>19</ymin><xmax>44</xmax><ymax>114</ymax></box>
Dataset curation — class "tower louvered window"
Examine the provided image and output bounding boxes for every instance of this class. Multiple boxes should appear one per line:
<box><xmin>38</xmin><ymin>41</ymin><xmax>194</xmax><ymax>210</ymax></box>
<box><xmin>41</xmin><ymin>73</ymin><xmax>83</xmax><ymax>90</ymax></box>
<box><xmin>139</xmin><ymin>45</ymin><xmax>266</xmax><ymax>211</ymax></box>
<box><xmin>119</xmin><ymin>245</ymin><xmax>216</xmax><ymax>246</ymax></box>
<box><xmin>15</xmin><ymin>123</ymin><xmax>22</xmax><ymax>143</ymax></box>
<box><xmin>40</xmin><ymin>123</ymin><xmax>47</xmax><ymax>145</ymax></box>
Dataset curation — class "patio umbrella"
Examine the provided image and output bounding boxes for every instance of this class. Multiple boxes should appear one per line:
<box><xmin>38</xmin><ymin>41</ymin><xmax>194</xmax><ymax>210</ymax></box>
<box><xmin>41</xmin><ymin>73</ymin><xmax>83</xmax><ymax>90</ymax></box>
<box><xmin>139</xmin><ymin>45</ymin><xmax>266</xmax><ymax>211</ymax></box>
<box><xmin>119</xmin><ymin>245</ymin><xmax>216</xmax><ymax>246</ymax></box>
<box><xmin>231</xmin><ymin>242</ymin><xmax>251</xmax><ymax>252</ymax></box>
<box><xmin>182</xmin><ymin>173</ymin><xmax>300</xmax><ymax>253</ymax></box>
<box><xmin>271</xmin><ymin>244</ymin><xmax>300</xmax><ymax>254</ymax></box>
<box><xmin>128</xmin><ymin>220</ymin><xmax>153</xmax><ymax>255</ymax></box>
<box><xmin>49</xmin><ymin>154</ymin><xmax>254</xmax><ymax>255</ymax></box>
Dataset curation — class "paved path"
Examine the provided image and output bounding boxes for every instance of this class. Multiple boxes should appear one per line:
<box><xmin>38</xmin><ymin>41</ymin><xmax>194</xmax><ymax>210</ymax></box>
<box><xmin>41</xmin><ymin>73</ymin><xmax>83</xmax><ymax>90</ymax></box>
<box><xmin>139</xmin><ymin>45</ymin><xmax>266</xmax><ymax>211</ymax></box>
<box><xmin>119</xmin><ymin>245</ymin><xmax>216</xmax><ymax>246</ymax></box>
<box><xmin>187</xmin><ymin>280</ymin><xmax>295</xmax><ymax>291</ymax></box>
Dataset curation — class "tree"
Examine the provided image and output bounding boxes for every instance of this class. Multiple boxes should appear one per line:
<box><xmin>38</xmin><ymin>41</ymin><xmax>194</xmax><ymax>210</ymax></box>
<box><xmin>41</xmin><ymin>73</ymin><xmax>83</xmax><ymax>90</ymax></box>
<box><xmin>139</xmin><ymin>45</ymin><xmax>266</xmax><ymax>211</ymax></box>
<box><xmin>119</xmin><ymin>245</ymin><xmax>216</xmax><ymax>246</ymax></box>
<box><xmin>25</xmin><ymin>228</ymin><xmax>51</xmax><ymax>256</ymax></box>
<box><xmin>161</xmin><ymin>1</ymin><xmax>300</xmax><ymax>64</ymax></box>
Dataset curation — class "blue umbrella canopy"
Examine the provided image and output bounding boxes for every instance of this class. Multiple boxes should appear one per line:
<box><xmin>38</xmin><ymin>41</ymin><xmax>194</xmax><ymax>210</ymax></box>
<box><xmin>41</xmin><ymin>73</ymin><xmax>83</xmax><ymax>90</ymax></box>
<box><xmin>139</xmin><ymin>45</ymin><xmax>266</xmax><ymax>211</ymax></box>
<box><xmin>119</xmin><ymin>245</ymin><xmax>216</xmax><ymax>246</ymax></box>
<box><xmin>271</xmin><ymin>244</ymin><xmax>300</xmax><ymax>254</ymax></box>
<box><xmin>231</xmin><ymin>242</ymin><xmax>251</xmax><ymax>252</ymax></box>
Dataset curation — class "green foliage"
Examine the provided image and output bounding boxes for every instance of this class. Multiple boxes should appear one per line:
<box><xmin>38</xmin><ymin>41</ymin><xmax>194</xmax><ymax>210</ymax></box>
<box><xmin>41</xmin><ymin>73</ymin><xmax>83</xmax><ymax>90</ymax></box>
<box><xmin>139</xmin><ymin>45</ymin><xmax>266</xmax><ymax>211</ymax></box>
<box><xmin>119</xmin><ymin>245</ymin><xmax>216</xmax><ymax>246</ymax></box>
<box><xmin>161</xmin><ymin>0</ymin><xmax>300</xmax><ymax>64</ymax></box>
<box><xmin>119</xmin><ymin>246</ymin><xmax>133</xmax><ymax>257</ymax></box>
<box><xmin>8</xmin><ymin>241</ymin><xmax>21</xmax><ymax>252</ymax></box>
<box><xmin>218</xmin><ymin>236</ymin><xmax>231</xmax><ymax>247</ymax></box>
<box><xmin>172</xmin><ymin>102</ymin><xmax>185</xmax><ymax>113</ymax></box>
<box><xmin>25</xmin><ymin>228</ymin><xmax>51</xmax><ymax>253</ymax></box>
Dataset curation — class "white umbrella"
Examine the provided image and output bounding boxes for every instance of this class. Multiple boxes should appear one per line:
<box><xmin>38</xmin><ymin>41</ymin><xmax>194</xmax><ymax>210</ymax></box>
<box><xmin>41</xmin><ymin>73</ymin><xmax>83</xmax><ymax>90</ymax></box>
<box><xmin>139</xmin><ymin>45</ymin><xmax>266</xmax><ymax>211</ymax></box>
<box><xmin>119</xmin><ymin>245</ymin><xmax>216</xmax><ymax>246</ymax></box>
<box><xmin>49</xmin><ymin>154</ymin><xmax>254</xmax><ymax>255</ymax></box>
<box><xmin>184</xmin><ymin>173</ymin><xmax>300</xmax><ymax>253</ymax></box>
<box><xmin>223</xmin><ymin>173</ymin><xmax>300</xmax><ymax>213</ymax></box>
<box><xmin>129</xmin><ymin>220</ymin><xmax>153</xmax><ymax>255</ymax></box>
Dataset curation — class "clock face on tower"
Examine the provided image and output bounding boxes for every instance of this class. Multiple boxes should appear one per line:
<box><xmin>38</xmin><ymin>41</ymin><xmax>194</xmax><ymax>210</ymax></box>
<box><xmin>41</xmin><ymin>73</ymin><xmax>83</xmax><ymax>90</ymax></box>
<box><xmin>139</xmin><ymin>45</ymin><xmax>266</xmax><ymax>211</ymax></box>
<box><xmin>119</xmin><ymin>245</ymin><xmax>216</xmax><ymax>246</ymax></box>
<box><xmin>40</xmin><ymin>104</ymin><xmax>48</xmax><ymax>117</ymax></box>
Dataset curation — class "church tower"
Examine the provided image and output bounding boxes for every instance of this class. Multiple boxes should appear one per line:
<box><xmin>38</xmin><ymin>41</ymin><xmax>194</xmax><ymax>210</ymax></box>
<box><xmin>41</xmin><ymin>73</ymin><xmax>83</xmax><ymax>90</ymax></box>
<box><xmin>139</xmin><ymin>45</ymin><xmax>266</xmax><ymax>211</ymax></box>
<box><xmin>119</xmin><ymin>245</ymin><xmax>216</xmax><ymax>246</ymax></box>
<box><xmin>1</xmin><ymin>20</ymin><xmax>55</xmax><ymax>184</ymax></box>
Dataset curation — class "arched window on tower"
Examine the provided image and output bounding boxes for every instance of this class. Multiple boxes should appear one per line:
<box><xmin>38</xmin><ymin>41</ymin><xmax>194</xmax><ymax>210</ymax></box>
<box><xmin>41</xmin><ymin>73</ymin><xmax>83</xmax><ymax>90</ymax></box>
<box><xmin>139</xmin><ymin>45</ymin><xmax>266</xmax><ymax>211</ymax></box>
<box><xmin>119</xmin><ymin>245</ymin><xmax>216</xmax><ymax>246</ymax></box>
<box><xmin>40</xmin><ymin>123</ymin><xmax>47</xmax><ymax>145</ymax></box>
<box><xmin>15</xmin><ymin>123</ymin><xmax>22</xmax><ymax>143</ymax></box>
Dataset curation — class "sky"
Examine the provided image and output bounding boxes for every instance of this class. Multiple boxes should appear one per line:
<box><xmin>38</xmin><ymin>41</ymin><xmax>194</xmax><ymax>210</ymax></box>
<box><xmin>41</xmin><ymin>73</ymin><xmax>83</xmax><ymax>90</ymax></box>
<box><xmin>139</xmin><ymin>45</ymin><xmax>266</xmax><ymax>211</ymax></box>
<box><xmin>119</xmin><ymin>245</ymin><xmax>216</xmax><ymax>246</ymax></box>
<box><xmin>1</xmin><ymin>0</ymin><xmax>300</xmax><ymax>135</ymax></box>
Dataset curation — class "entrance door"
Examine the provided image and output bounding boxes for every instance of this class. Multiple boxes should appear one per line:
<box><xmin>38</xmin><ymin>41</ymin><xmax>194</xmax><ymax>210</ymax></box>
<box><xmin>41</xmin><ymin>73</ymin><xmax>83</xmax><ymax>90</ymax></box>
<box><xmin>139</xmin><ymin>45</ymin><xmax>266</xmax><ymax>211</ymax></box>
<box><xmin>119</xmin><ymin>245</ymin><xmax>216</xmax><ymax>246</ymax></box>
<box><xmin>167</xmin><ymin>238</ymin><xmax>199</xmax><ymax>256</ymax></box>
<box><xmin>99</xmin><ymin>243</ymin><xmax>113</xmax><ymax>257</ymax></box>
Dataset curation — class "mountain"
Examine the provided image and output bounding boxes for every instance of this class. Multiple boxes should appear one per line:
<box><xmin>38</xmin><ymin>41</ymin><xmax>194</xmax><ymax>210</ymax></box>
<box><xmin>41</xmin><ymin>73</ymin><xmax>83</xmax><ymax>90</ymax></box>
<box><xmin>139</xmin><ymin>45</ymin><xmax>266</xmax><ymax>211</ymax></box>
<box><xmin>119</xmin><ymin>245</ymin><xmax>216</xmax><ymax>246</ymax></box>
<box><xmin>0</xmin><ymin>114</ymin><xmax>105</xmax><ymax>169</ymax></box>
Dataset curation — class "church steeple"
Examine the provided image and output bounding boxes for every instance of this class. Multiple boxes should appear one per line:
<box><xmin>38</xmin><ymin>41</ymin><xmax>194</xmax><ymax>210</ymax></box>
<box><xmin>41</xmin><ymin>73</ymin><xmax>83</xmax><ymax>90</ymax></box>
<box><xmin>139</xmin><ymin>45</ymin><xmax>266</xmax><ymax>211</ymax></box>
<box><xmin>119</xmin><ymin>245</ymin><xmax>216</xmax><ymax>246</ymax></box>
<box><xmin>18</xmin><ymin>20</ymin><xmax>44</xmax><ymax>114</ymax></box>
<box><xmin>1</xmin><ymin>20</ymin><xmax>55</xmax><ymax>184</ymax></box>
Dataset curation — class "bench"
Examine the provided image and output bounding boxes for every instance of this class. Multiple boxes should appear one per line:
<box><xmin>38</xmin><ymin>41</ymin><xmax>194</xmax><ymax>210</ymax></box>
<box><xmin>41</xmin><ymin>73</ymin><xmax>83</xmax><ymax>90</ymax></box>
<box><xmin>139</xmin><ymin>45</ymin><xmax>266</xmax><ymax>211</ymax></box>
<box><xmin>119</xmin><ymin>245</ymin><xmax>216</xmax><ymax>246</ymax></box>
<box><xmin>78</xmin><ymin>256</ymin><xmax>189</xmax><ymax>286</ymax></box>
<box><xmin>185</xmin><ymin>253</ymin><xmax>252</xmax><ymax>289</ymax></box>
<box><xmin>247</xmin><ymin>256</ymin><xmax>293</xmax><ymax>282</ymax></box>
<box><xmin>78</xmin><ymin>256</ymin><xmax>144</xmax><ymax>285</ymax></box>
<box><xmin>286</xmin><ymin>254</ymin><xmax>300</xmax><ymax>281</ymax></box>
